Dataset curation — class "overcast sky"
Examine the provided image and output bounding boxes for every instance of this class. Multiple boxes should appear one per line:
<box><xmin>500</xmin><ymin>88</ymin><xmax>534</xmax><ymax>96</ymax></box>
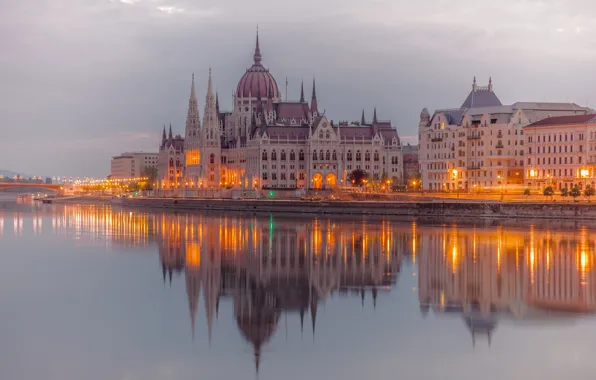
<box><xmin>2</xmin><ymin>0</ymin><xmax>596</xmax><ymax>177</ymax></box>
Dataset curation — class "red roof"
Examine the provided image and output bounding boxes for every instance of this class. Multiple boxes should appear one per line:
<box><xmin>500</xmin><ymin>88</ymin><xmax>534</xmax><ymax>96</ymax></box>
<box><xmin>525</xmin><ymin>114</ymin><xmax>596</xmax><ymax>127</ymax></box>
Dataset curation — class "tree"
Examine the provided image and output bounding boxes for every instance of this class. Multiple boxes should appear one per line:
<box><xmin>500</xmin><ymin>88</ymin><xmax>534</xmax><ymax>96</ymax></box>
<box><xmin>543</xmin><ymin>186</ymin><xmax>554</xmax><ymax>201</ymax></box>
<box><xmin>560</xmin><ymin>187</ymin><xmax>568</xmax><ymax>201</ymax></box>
<box><xmin>141</xmin><ymin>167</ymin><xmax>158</xmax><ymax>190</ymax></box>
<box><xmin>584</xmin><ymin>186</ymin><xmax>595</xmax><ymax>202</ymax></box>
<box><xmin>570</xmin><ymin>186</ymin><xmax>581</xmax><ymax>202</ymax></box>
<box><xmin>348</xmin><ymin>169</ymin><xmax>368</xmax><ymax>187</ymax></box>
<box><xmin>523</xmin><ymin>188</ymin><xmax>531</xmax><ymax>202</ymax></box>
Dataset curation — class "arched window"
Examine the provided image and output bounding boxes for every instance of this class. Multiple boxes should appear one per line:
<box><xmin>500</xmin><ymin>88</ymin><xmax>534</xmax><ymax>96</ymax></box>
<box><xmin>299</xmin><ymin>150</ymin><xmax>304</xmax><ymax>161</ymax></box>
<box><xmin>319</xmin><ymin>150</ymin><xmax>324</xmax><ymax>160</ymax></box>
<box><xmin>176</xmin><ymin>159</ymin><xmax>180</xmax><ymax>167</ymax></box>
<box><xmin>319</xmin><ymin>131</ymin><xmax>324</xmax><ymax>139</ymax></box>
<box><xmin>325</xmin><ymin>132</ymin><xmax>330</xmax><ymax>139</ymax></box>
<box><xmin>169</xmin><ymin>158</ymin><xmax>174</xmax><ymax>167</ymax></box>
<box><xmin>365</xmin><ymin>151</ymin><xmax>371</xmax><ymax>161</ymax></box>
<box><xmin>325</xmin><ymin>150</ymin><xmax>331</xmax><ymax>160</ymax></box>
<box><xmin>332</xmin><ymin>150</ymin><xmax>337</xmax><ymax>160</ymax></box>
<box><xmin>373</xmin><ymin>151</ymin><xmax>379</xmax><ymax>161</ymax></box>
<box><xmin>281</xmin><ymin>150</ymin><xmax>286</xmax><ymax>161</ymax></box>
<box><xmin>271</xmin><ymin>150</ymin><xmax>277</xmax><ymax>160</ymax></box>
<box><xmin>290</xmin><ymin>150</ymin><xmax>295</xmax><ymax>160</ymax></box>
<box><xmin>356</xmin><ymin>150</ymin><xmax>361</xmax><ymax>161</ymax></box>
<box><xmin>262</xmin><ymin>150</ymin><xmax>267</xmax><ymax>161</ymax></box>
<box><xmin>312</xmin><ymin>151</ymin><xmax>317</xmax><ymax>160</ymax></box>
<box><xmin>347</xmin><ymin>150</ymin><xmax>353</xmax><ymax>161</ymax></box>
<box><xmin>210</xmin><ymin>154</ymin><xmax>215</xmax><ymax>164</ymax></box>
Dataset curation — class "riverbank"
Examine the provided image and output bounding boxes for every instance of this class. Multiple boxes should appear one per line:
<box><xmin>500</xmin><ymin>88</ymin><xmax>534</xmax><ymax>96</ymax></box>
<box><xmin>118</xmin><ymin>197</ymin><xmax>596</xmax><ymax>220</ymax></box>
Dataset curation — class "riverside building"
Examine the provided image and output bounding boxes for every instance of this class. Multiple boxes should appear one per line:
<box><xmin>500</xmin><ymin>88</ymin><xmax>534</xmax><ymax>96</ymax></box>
<box><xmin>524</xmin><ymin>114</ymin><xmax>596</xmax><ymax>190</ymax></box>
<box><xmin>110</xmin><ymin>152</ymin><xmax>158</xmax><ymax>180</ymax></box>
<box><xmin>156</xmin><ymin>30</ymin><xmax>404</xmax><ymax>195</ymax></box>
<box><xmin>418</xmin><ymin>78</ymin><xmax>590</xmax><ymax>192</ymax></box>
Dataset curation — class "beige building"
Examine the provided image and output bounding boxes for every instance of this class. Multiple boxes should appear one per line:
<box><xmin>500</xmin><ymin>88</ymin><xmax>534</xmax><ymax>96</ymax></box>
<box><xmin>110</xmin><ymin>152</ymin><xmax>158</xmax><ymax>179</ymax></box>
<box><xmin>418</xmin><ymin>78</ymin><xmax>590</xmax><ymax>192</ymax></box>
<box><xmin>524</xmin><ymin>114</ymin><xmax>596</xmax><ymax>190</ymax></box>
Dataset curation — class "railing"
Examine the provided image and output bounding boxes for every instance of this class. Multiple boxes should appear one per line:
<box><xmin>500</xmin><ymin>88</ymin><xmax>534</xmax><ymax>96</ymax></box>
<box><xmin>467</xmin><ymin>134</ymin><xmax>481</xmax><ymax>139</ymax></box>
<box><xmin>496</xmin><ymin>143</ymin><xmax>504</xmax><ymax>149</ymax></box>
<box><xmin>431</xmin><ymin>137</ymin><xmax>443</xmax><ymax>142</ymax></box>
<box><xmin>467</xmin><ymin>164</ymin><xmax>482</xmax><ymax>170</ymax></box>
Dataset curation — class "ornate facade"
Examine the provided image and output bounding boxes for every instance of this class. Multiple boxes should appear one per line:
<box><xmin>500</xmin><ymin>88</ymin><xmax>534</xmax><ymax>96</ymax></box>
<box><xmin>158</xmin><ymin>30</ymin><xmax>403</xmax><ymax>195</ymax></box>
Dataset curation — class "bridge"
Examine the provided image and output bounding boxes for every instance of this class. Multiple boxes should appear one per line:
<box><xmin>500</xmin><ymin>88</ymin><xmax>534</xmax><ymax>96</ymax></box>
<box><xmin>0</xmin><ymin>182</ymin><xmax>63</xmax><ymax>192</ymax></box>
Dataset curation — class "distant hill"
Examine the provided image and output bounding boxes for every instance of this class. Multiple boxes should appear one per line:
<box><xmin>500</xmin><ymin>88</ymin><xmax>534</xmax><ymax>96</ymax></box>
<box><xmin>0</xmin><ymin>169</ymin><xmax>33</xmax><ymax>179</ymax></box>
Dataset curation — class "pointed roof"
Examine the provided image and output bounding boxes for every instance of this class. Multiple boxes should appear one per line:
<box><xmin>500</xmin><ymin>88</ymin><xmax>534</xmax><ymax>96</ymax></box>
<box><xmin>300</xmin><ymin>80</ymin><xmax>305</xmax><ymax>103</ymax></box>
<box><xmin>215</xmin><ymin>91</ymin><xmax>220</xmax><ymax>112</ymax></box>
<box><xmin>253</xmin><ymin>26</ymin><xmax>262</xmax><ymax>65</ymax></box>
<box><xmin>310</xmin><ymin>77</ymin><xmax>318</xmax><ymax>113</ymax></box>
<box><xmin>168</xmin><ymin>124</ymin><xmax>173</xmax><ymax>140</ymax></box>
<box><xmin>207</xmin><ymin>68</ymin><xmax>214</xmax><ymax>100</ymax></box>
<box><xmin>461</xmin><ymin>78</ymin><xmax>502</xmax><ymax>109</ymax></box>
<box><xmin>373</xmin><ymin>107</ymin><xmax>378</xmax><ymax>124</ymax></box>
<box><xmin>361</xmin><ymin>109</ymin><xmax>366</xmax><ymax>125</ymax></box>
<box><xmin>190</xmin><ymin>73</ymin><xmax>197</xmax><ymax>101</ymax></box>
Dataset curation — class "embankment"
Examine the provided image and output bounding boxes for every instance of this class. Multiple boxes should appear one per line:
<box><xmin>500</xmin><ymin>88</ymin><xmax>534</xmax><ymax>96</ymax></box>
<box><xmin>120</xmin><ymin>198</ymin><xmax>596</xmax><ymax>220</ymax></box>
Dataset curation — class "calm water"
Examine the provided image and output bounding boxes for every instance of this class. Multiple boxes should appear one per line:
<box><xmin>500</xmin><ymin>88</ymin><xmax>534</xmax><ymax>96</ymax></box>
<box><xmin>2</xmin><ymin>195</ymin><xmax>596</xmax><ymax>380</ymax></box>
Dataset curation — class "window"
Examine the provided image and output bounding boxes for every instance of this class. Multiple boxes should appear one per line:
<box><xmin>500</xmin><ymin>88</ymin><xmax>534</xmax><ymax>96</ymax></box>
<box><xmin>262</xmin><ymin>150</ymin><xmax>268</xmax><ymax>161</ymax></box>
<box><xmin>271</xmin><ymin>150</ymin><xmax>277</xmax><ymax>160</ymax></box>
<box><xmin>272</xmin><ymin>173</ymin><xmax>277</xmax><ymax>180</ymax></box>
<box><xmin>356</xmin><ymin>150</ymin><xmax>361</xmax><ymax>161</ymax></box>
<box><xmin>332</xmin><ymin>150</ymin><xmax>337</xmax><ymax>160</ymax></box>
<box><xmin>281</xmin><ymin>173</ymin><xmax>286</xmax><ymax>180</ymax></box>
<box><xmin>312</xmin><ymin>151</ymin><xmax>317</xmax><ymax>160</ymax></box>
<box><xmin>365</xmin><ymin>151</ymin><xmax>370</xmax><ymax>161</ymax></box>
<box><xmin>290</xmin><ymin>150</ymin><xmax>295</xmax><ymax>160</ymax></box>
<box><xmin>281</xmin><ymin>150</ymin><xmax>286</xmax><ymax>160</ymax></box>
<box><xmin>209</xmin><ymin>154</ymin><xmax>215</xmax><ymax>164</ymax></box>
<box><xmin>299</xmin><ymin>150</ymin><xmax>304</xmax><ymax>161</ymax></box>
<box><xmin>262</xmin><ymin>172</ymin><xmax>268</xmax><ymax>180</ymax></box>
<box><xmin>374</xmin><ymin>151</ymin><xmax>379</xmax><ymax>161</ymax></box>
<box><xmin>319</xmin><ymin>150</ymin><xmax>324</xmax><ymax>160</ymax></box>
<box><xmin>326</xmin><ymin>150</ymin><xmax>330</xmax><ymax>160</ymax></box>
<box><xmin>347</xmin><ymin>150</ymin><xmax>353</xmax><ymax>161</ymax></box>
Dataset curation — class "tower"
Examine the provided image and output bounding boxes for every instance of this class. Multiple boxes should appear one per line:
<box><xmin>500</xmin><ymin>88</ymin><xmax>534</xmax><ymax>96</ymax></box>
<box><xmin>201</xmin><ymin>69</ymin><xmax>221</xmax><ymax>187</ymax></box>
<box><xmin>184</xmin><ymin>73</ymin><xmax>202</xmax><ymax>184</ymax></box>
<box><xmin>311</xmin><ymin>77</ymin><xmax>318</xmax><ymax>116</ymax></box>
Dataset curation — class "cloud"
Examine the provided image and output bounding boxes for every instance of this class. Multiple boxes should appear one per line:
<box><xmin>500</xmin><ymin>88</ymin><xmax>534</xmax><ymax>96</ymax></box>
<box><xmin>156</xmin><ymin>6</ymin><xmax>185</xmax><ymax>14</ymax></box>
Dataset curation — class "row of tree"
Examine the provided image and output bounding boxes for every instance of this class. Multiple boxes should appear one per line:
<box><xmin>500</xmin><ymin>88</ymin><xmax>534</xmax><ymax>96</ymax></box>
<box><xmin>524</xmin><ymin>186</ymin><xmax>596</xmax><ymax>202</ymax></box>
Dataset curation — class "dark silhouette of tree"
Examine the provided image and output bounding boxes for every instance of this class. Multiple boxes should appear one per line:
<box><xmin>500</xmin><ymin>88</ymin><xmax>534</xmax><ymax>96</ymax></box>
<box><xmin>560</xmin><ymin>187</ymin><xmax>568</xmax><ymax>201</ymax></box>
<box><xmin>584</xmin><ymin>186</ymin><xmax>595</xmax><ymax>202</ymax></box>
<box><xmin>570</xmin><ymin>186</ymin><xmax>581</xmax><ymax>202</ymax></box>
<box><xmin>543</xmin><ymin>186</ymin><xmax>554</xmax><ymax>200</ymax></box>
<box><xmin>348</xmin><ymin>169</ymin><xmax>368</xmax><ymax>186</ymax></box>
<box><xmin>523</xmin><ymin>188</ymin><xmax>531</xmax><ymax>202</ymax></box>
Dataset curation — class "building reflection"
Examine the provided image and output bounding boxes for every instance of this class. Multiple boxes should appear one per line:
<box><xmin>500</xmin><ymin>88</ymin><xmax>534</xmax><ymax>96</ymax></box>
<box><xmin>156</xmin><ymin>213</ymin><xmax>402</xmax><ymax>372</ymax></box>
<box><xmin>417</xmin><ymin>225</ymin><xmax>596</xmax><ymax>345</ymax></box>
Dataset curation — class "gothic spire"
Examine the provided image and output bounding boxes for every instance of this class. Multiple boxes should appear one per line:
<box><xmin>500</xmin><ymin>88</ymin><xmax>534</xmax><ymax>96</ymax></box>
<box><xmin>161</xmin><ymin>125</ymin><xmax>166</xmax><ymax>146</ymax></box>
<box><xmin>215</xmin><ymin>91</ymin><xmax>220</xmax><ymax>113</ymax></box>
<box><xmin>373</xmin><ymin>107</ymin><xmax>378</xmax><ymax>124</ymax></box>
<box><xmin>361</xmin><ymin>109</ymin><xmax>366</xmax><ymax>125</ymax></box>
<box><xmin>207</xmin><ymin>68</ymin><xmax>214</xmax><ymax>100</ymax></box>
<box><xmin>310</xmin><ymin>77</ymin><xmax>318</xmax><ymax>114</ymax></box>
<box><xmin>253</xmin><ymin>26</ymin><xmax>262</xmax><ymax>65</ymax></box>
<box><xmin>168</xmin><ymin>124</ymin><xmax>173</xmax><ymax>139</ymax></box>
<box><xmin>300</xmin><ymin>80</ymin><xmax>305</xmax><ymax>103</ymax></box>
<box><xmin>190</xmin><ymin>72</ymin><xmax>196</xmax><ymax>101</ymax></box>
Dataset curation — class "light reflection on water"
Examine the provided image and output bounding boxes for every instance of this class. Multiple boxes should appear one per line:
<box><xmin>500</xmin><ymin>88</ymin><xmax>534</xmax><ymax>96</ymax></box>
<box><xmin>2</xmin><ymin>201</ymin><xmax>596</xmax><ymax>379</ymax></box>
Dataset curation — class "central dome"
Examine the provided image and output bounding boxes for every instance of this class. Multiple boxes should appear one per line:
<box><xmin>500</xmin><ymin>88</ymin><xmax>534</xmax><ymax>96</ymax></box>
<box><xmin>236</xmin><ymin>31</ymin><xmax>280</xmax><ymax>99</ymax></box>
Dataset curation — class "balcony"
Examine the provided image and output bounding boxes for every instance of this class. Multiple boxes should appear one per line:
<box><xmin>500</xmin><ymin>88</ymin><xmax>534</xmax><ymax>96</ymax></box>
<box><xmin>467</xmin><ymin>134</ymin><xmax>481</xmax><ymax>140</ymax></box>
<box><xmin>497</xmin><ymin>132</ymin><xmax>503</xmax><ymax>138</ymax></box>
<box><xmin>431</xmin><ymin>137</ymin><xmax>443</xmax><ymax>142</ymax></box>
<box><xmin>467</xmin><ymin>164</ymin><xmax>482</xmax><ymax>170</ymax></box>
<box><xmin>496</xmin><ymin>142</ymin><xmax>504</xmax><ymax>149</ymax></box>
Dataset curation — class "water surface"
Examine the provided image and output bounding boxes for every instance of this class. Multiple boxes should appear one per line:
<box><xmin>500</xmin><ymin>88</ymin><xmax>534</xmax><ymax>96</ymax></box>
<box><xmin>1</xmin><ymin>195</ymin><xmax>596</xmax><ymax>380</ymax></box>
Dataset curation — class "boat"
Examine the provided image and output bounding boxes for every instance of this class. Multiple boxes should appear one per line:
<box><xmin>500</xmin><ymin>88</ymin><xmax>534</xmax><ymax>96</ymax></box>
<box><xmin>41</xmin><ymin>198</ymin><xmax>53</xmax><ymax>204</ymax></box>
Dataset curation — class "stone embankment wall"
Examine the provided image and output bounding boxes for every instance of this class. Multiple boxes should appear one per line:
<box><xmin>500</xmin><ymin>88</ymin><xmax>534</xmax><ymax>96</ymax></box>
<box><xmin>121</xmin><ymin>198</ymin><xmax>596</xmax><ymax>220</ymax></box>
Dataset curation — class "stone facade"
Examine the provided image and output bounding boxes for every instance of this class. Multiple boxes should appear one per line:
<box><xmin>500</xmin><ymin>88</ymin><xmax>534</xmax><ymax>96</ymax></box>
<box><xmin>110</xmin><ymin>152</ymin><xmax>158</xmax><ymax>180</ymax></box>
<box><xmin>418</xmin><ymin>78</ymin><xmax>591</xmax><ymax>192</ymax></box>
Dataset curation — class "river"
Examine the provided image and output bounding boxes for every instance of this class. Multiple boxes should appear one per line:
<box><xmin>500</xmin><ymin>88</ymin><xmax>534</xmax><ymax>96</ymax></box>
<box><xmin>1</xmin><ymin>194</ymin><xmax>596</xmax><ymax>379</ymax></box>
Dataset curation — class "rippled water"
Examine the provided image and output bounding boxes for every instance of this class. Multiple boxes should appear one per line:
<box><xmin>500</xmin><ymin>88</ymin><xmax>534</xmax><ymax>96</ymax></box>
<box><xmin>2</xmin><ymin>196</ymin><xmax>596</xmax><ymax>380</ymax></box>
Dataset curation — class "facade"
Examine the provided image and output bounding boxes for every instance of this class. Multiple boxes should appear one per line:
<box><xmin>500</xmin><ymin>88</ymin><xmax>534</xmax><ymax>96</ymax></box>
<box><xmin>166</xmin><ymin>30</ymin><xmax>402</xmax><ymax>195</ymax></box>
<box><xmin>110</xmin><ymin>152</ymin><xmax>158</xmax><ymax>179</ymax></box>
<box><xmin>524</xmin><ymin>114</ymin><xmax>596</xmax><ymax>190</ymax></box>
<box><xmin>402</xmin><ymin>144</ymin><xmax>419</xmax><ymax>185</ymax></box>
<box><xmin>157</xmin><ymin>125</ymin><xmax>185</xmax><ymax>189</ymax></box>
<box><xmin>418</xmin><ymin>78</ymin><xmax>591</xmax><ymax>192</ymax></box>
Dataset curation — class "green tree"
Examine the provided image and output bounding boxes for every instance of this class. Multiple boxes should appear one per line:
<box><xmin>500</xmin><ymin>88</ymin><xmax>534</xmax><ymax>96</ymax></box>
<box><xmin>523</xmin><ymin>188</ymin><xmax>531</xmax><ymax>202</ymax></box>
<box><xmin>348</xmin><ymin>169</ymin><xmax>368</xmax><ymax>187</ymax></box>
<box><xmin>543</xmin><ymin>186</ymin><xmax>554</xmax><ymax>201</ymax></box>
<box><xmin>570</xmin><ymin>186</ymin><xmax>581</xmax><ymax>202</ymax></box>
<box><xmin>141</xmin><ymin>167</ymin><xmax>158</xmax><ymax>190</ymax></box>
<box><xmin>584</xmin><ymin>186</ymin><xmax>595</xmax><ymax>202</ymax></box>
<box><xmin>560</xmin><ymin>187</ymin><xmax>569</xmax><ymax>201</ymax></box>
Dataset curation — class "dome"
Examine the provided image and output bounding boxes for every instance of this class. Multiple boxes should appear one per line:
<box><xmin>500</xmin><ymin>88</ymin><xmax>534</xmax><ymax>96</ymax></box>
<box><xmin>236</xmin><ymin>31</ymin><xmax>280</xmax><ymax>99</ymax></box>
<box><xmin>420</xmin><ymin>107</ymin><xmax>430</xmax><ymax>118</ymax></box>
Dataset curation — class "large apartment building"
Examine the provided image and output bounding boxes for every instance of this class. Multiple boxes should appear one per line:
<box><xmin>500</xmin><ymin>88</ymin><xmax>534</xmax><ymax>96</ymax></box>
<box><xmin>418</xmin><ymin>78</ymin><xmax>590</xmax><ymax>192</ymax></box>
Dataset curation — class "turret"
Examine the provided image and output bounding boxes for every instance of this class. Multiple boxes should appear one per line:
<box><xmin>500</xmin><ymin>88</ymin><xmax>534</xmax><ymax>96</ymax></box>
<box><xmin>361</xmin><ymin>109</ymin><xmax>366</xmax><ymax>125</ymax></box>
<box><xmin>161</xmin><ymin>125</ymin><xmax>166</xmax><ymax>148</ymax></box>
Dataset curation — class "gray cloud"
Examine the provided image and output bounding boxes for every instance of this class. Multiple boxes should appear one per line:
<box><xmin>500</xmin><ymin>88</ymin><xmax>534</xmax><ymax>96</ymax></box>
<box><xmin>2</xmin><ymin>0</ymin><xmax>596</xmax><ymax>176</ymax></box>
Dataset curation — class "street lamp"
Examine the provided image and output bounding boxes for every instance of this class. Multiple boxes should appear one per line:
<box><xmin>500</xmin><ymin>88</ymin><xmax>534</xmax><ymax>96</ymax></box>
<box><xmin>497</xmin><ymin>174</ymin><xmax>503</xmax><ymax>201</ymax></box>
<box><xmin>451</xmin><ymin>169</ymin><xmax>459</xmax><ymax>198</ymax></box>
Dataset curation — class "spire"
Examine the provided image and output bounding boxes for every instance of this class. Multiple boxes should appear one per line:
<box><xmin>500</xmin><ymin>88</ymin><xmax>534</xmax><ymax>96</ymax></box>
<box><xmin>310</xmin><ymin>77</ymin><xmax>318</xmax><ymax>114</ymax></box>
<box><xmin>300</xmin><ymin>80</ymin><xmax>305</xmax><ymax>103</ymax></box>
<box><xmin>207</xmin><ymin>68</ymin><xmax>214</xmax><ymax>99</ymax></box>
<box><xmin>215</xmin><ymin>91</ymin><xmax>220</xmax><ymax>113</ymax></box>
<box><xmin>373</xmin><ymin>107</ymin><xmax>378</xmax><ymax>124</ymax></box>
<box><xmin>361</xmin><ymin>109</ymin><xmax>366</xmax><ymax>125</ymax></box>
<box><xmin>190</xmin><ymin>72</ymin><xmax>196</xmax><ymax>101</ymax></box>
<box><xmin>472</xmin><ymin>76</ymin><xmax>477</xmax><ymax>91</ymax></box>
<box><xmin>488</xmin><ymin>77</ymin><xmax>493</xmax><ymax>92</ymax></box>
<box><xmin>168</xmin><ymin>124</ymin><xmax>173</xmax><ymax>140</ymax></box>
<box><xmin>253</xmin><ymin>26</ymin><xmax>262</xmax><ymax>65</ymax></box>
<box><xmin>161</xmin><ymin>125</ymin><xmax>167</xmax><ymax>147</ymax></box>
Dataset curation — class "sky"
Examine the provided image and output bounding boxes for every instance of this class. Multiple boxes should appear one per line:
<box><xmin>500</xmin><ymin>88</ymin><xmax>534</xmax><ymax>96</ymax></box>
<box><xmin>3</xmin><ymin>0</ymin><xmax>596</xmax><ymax>177</ymax></box>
